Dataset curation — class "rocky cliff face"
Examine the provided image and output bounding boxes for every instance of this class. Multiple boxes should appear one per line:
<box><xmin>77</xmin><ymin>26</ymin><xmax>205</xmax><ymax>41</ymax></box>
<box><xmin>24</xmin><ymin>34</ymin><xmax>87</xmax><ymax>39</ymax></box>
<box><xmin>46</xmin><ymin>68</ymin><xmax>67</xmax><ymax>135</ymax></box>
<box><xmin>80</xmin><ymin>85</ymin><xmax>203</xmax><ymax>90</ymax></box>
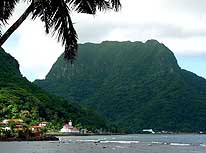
<box><xmin>35</xmin><ymin>40</ymin><xmax>206</xmax><ymax>133</ymax></box>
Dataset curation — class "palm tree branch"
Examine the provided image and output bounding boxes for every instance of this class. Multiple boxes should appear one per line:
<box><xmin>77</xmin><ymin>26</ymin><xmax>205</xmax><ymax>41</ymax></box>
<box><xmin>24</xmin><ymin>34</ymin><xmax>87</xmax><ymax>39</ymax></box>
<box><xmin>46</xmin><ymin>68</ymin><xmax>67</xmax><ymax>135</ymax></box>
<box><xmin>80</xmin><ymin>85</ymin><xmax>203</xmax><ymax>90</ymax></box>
<box><xmin>0</xmin><ymin>2</ymin><xmax>33</xmax><ymax>46</ymax></box>
<box><xmin>67</xmin><ymin>0</ymin><xmax>121</xmax><ymax>14</ymax></box>
<box><xmin>0</xmin><ymin>0</ymin><xmax>20</xmax><ymax>24</ymax></box>
<box><xmin>110</xmin><ymin>0</ymin><xmax>121</xmax><ymax>11</ymax></box>
<box><xmin>32</xmin><ymin>0</ymin><xmax>78</xmax><ymax>60</ymax></box>
<box><xmin>31</xmin><ymin>0</ymin><xmax>52</xmax><ymax>34</ymax></box>
<box><xmin>53</xmin><ymin>1</ymin><xmax>77</xmax><ymax>60</ymax></box>
<box><xmin>0</xmin><ymin>0</ymin><xmax>20</xmax><ymax>36</ymax></box>
<box><xmin>1</xmin><ymin>0</ymin><xmax>121</xmax><ymax>60</ymax></box>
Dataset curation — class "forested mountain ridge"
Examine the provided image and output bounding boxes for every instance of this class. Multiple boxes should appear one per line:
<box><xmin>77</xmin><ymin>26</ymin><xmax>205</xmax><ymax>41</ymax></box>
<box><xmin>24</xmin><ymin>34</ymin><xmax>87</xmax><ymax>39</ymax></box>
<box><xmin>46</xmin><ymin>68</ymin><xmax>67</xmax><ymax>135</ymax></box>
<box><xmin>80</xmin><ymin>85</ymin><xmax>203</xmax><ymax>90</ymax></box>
<box><xmin>35</xmin><ymin>40</ymin><xmax>206</xmax><ymax>133</ymax></box>
<box><xmin>0</xmin><ymin>47</ymin><xmax>108</xmax><ymax>131</ymax></box>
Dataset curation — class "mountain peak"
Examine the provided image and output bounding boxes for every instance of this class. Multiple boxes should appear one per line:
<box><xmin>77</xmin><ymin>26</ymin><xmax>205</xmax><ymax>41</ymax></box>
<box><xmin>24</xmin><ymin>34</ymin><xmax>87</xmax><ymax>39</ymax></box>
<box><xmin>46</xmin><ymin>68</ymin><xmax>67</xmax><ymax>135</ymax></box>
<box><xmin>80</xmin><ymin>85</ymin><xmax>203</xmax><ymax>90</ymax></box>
<box><xmin>145</xmin><ymin>39</ymin><xmax>161</xmax><ymax>45</ymax></box>
<box><xmin>0</xmin><ymin>47</ymin><xmax>22</xmax><ymax>80</ymax></box>
<box><xmin>35</xmin><ymin>41</ymin><xmax>206</xmax><ymax>133</ymax></box>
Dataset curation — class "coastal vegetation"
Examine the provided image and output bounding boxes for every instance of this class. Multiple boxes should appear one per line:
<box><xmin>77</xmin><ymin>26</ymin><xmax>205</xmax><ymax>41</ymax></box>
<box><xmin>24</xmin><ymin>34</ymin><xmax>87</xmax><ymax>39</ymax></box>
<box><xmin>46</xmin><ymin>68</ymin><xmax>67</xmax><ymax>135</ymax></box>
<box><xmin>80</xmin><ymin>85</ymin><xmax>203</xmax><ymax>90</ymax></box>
<box><xmin>0</xmin><ymin>0</ymin><xmax>122</xmax><ymax>137</ymax></box>
<box><xmin>35</xmin><ymin>40</ymin><xmax>206</xmax><ymax>133</ymax></box>
<box><xmin>0</xmin><ymin>119</ymin><xmax>58</xmax><ymax>141</ymax></box>
<box><xmin>0</xmin><ymin>47</ymin><xmax>111</xmax><ymax>136</ymax></box>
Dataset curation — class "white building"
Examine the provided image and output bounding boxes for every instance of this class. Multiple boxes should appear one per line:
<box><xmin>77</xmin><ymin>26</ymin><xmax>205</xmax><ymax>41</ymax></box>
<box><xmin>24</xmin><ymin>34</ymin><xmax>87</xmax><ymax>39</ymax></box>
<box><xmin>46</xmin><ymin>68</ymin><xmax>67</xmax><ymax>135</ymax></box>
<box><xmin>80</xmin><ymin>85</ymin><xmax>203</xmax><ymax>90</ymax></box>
<box><xmin>60</xmin><ymin>120</ymin><xmax>80</xmax><ymax>133</ymax></box>
<box><xmin>142</xmin><ymin>129</ymin><xmax>155</xmax><ymax>134</ymax></box>
<box><xmin>39</xmin><ymin>122</ymin><xmax>48</xmax><ymax>127</ymax></box>
<box><xmin>2</xmin><ymin>119</ymin><xmax>9</xmax><ymax>124</ymax></box>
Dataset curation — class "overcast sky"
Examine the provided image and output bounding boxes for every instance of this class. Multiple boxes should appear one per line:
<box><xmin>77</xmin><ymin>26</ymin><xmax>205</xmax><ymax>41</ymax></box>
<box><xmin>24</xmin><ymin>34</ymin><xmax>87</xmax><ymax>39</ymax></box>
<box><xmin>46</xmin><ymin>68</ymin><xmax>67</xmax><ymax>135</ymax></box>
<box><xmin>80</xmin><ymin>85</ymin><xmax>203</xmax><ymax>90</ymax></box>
<box><xmin>2</xmin><ymin>0</ymin><xmax>206</xmax><ymax>81</ymax></box>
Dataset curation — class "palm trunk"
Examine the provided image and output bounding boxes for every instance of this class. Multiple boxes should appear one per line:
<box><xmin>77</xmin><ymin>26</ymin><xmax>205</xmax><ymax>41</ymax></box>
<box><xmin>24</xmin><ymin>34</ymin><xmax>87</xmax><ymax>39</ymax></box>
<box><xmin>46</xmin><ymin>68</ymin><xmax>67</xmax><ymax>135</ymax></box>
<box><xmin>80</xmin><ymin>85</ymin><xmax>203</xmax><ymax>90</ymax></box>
<box><xmin>0</xmin><ymin>4</ymin><xmax>33</xmax><ymax>46</ymax></box>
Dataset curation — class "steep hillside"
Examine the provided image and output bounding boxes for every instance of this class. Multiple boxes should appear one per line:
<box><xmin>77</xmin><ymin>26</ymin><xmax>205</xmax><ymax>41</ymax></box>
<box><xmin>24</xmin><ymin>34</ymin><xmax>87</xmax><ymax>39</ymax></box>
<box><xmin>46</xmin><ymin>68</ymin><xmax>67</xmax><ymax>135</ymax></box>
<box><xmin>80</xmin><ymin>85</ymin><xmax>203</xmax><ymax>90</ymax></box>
<box><xmin>0</xmin><ymin>47</ymin><xmax>108</xmax><ymax>131</ymax></box>
<box><xmin>35</xmin><ymin>40</ymin><xmax>206</xmax><ymax>133</ymax></box>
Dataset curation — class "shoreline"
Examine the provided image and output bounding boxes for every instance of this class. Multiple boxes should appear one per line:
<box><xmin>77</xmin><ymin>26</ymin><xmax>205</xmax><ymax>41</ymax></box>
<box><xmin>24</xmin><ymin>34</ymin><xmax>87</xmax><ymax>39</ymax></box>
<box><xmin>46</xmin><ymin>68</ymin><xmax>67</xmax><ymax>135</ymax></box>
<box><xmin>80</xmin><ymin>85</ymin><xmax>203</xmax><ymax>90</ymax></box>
<box><xmin>0</xmin><ymin>135</ymin><xmax>59</xmax><ymax>141</ymax></box>
<box><xmin>48</xmin><ymin>133</ymin><xmax>126</xmax><ymax>136</ymax></box>
<box><xmin>1</xmin><ymin>132</ymin><xmax>205</xmax><ymax>141</ymax></box>
<box><xmin>48</xmin><ymin>132</ymin><xmax>205</xmax><ymax>137</ymax></box>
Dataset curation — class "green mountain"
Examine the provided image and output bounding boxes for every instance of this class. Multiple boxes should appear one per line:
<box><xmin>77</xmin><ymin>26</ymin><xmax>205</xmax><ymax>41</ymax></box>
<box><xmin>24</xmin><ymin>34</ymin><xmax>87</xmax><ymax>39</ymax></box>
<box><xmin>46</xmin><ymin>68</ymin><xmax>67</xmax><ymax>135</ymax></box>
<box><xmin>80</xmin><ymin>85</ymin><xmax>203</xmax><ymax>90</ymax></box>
<box><xmin>35</xmin><ymin>40</ymin><xmax>206</xmax><ymax>133</ymax></box>
<box><xmin>0</xmin><ymin>47</ymin><xmax>108</xmax><ymax>131</ymax></box>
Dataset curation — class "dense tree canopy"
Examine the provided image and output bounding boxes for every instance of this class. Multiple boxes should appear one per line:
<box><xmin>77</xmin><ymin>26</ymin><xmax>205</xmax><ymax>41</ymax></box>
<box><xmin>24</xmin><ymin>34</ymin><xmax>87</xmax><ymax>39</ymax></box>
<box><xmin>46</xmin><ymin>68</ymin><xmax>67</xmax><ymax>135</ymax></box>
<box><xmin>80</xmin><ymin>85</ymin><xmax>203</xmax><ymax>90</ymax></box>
<box><xmin>0</xmin><ymin>0</ymin><xmax>121</xmax><ymax>60</ymax></box>
<box><xmin>0</xmin><ymin>46</ymin><xmax>110</xmax><ymax>131</ymax></box>
<box><xmin>35</xmin><ymin>40</ymin><xmax>206</xmax><ymax>133</ymax></box>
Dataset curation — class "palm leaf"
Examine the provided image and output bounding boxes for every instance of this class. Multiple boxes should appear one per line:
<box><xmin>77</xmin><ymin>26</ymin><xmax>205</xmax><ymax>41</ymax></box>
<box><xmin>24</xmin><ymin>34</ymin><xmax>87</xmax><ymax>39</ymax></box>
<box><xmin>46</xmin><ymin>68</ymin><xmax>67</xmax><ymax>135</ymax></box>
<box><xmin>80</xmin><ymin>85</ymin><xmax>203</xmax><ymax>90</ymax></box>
<box><xmin>51</xmin><ymin>1</ymin><xmax>78</xmax><ymax>60</ymax></box>
<box><xmin>0</xmin><ymin>0</ymin><xmax>19</xmax><ymax>24</ymax></box>
<box><xmin>0</xmin><ymin>0</ymin><xmax>20</xmax><ymax>36</ymax></box>
<box><xmin>0</xmin><ymin>0</ymin><xmax>121</xmax><ymax>60</ymax></box>
<box><xmin>67</xmin><ymin>0</ymin><xmax>121</xmax><ymax>14</ymax></box>
<box><xmin>110</xmin><ymin>0</ymin><xmax>121</xmax><ymax>11</ymax></box>
<box><xmin>31</xmin><ymin>0</ymin><xmax>78</xmax><ymax>61</ymax></box>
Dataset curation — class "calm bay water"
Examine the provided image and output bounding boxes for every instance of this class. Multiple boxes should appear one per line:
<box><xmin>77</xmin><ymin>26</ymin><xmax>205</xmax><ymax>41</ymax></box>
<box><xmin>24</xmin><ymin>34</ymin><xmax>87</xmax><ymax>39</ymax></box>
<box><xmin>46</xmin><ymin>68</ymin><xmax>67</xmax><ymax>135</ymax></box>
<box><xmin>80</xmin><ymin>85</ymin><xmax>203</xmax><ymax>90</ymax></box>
<box><xmin>59</xmin><ymin>134</ymin><xmax>206</xmax><ymax>145</ymax></box>
<box><xmin>1</xmin><ymin>134</ymin><xmax>206</xmax><ymax>153</ymax></box>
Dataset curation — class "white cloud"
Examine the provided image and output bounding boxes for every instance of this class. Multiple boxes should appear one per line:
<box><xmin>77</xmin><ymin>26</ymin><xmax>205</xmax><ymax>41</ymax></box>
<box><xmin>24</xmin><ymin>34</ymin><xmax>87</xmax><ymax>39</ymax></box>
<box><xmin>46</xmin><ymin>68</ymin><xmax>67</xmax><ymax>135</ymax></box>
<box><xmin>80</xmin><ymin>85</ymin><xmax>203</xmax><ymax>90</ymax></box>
<box><xmin>73</xmin><ymin>0</ymin><xmax>206</xmax><ymax>52</ymax></box>
<box><xmin>2</xmin><ymin>0</ymin><xmax>206</xmax><ymax>81</ymax></box>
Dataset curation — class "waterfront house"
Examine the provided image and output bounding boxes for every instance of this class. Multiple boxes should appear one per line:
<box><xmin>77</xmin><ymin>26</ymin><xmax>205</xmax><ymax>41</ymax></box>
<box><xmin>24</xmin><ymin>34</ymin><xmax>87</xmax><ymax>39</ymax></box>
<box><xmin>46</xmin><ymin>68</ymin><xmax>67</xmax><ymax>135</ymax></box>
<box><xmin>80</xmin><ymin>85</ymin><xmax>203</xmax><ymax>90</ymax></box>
<box><xmin>31</xmin><ymin>126</ymin><xmax>42</xmax><ymax>132</ymax></box>
<box><xmin>142</xmin><ymin>129</ymin><xmax>155</xmax><ymax>134</ymax></box>
<box><xmin>39</xmin><ymin>122</ymin><xmax>48</xmax><ymax>127</ymax></box>
<box><xmin>0</xmin><ymin>122</ymin><xmax>5</xmax><ymax>126</ymax></box>
<box><xmin>1</xmin><ymin>119</ymin><xmax>24</xmax><ymax>131</ymax></box>
<box><xmin>2</xmin><ymin>119</ymin><xmax>24</xmax><ymax>125</ymax></box>
<box><xmin>60</xmin><ymin>120</ymin><xmax>80</xmax><ymax>133</ymax></box>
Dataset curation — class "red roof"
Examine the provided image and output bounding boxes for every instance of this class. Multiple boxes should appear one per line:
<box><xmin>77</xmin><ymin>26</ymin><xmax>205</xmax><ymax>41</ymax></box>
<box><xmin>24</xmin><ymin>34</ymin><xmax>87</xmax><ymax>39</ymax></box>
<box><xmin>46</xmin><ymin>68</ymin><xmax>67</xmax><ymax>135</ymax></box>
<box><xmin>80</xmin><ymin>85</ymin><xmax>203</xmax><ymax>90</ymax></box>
<box><xmin>16</xmin><ymin>128</ymin><xmax>23</xmax><ymax>131</ymax></box>
<box><xmin>0</xmin><ymin>122</ymin><xmax>5</xmax><ymax>125</ymax></box>
<box><xmin>63</xmin><ymin>124</ymin><xmax>79</xmax><ymax>130</ymax></box>
<box><xmin>32</xmin><ymin>126</ymin><xmax>42</xmax><ymax>129</ymax></box>
<box><xmin>64</xmin><ymin>124</ymin><xmax>73</xmax><ymax>128</ymax></box>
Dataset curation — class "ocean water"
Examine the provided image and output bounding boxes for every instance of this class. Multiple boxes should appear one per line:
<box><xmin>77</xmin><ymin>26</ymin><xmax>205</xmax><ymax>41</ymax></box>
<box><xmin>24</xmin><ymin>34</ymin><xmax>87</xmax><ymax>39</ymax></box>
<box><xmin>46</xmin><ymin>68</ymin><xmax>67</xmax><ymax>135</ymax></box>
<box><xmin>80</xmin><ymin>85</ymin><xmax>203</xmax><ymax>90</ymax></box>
<box><xmin>1</xmin><ymin>134</ymin><xmax>206</xmax><ymax>153</ymax></box>
<box><xmin>59</xmin><ymin>134</ymin><xmax>206</xmax><ymax>145</ymax></box>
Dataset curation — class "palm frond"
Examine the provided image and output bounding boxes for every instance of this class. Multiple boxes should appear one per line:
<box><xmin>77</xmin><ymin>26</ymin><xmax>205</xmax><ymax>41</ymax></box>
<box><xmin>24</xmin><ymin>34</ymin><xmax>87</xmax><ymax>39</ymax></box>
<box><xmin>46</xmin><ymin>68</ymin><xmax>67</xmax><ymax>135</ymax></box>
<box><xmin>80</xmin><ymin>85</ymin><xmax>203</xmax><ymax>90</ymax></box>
<box><xmin>51</xmin><ymin>0</ymin><xmax>77</xmax><ymax>60</ymax></box>
<box><xmin>31</xmin><ymin>0</ymin><xmax>51</xmax><ymax>34</ymax></box>
<box><xmin>110</xmin><ymin>0</ymin><xmax>121</xmax><ymax>11</ymax></box>
<box><xmin>68</xmin><ymin>0</ymin><xmax>97</xmax><ymax>14</ymax></box>
<box><xmin>31</xmin><ymin>0</ymin><xmax>77</xmax><ymax>61</ymax></box>
<box><xmin>0</xmin><ymin>0</ymin><xmax>20</xmax><ymax>37</ymax></box>
<box><xmin>95</xmin><ymin>0</ymin><xmax>110</xmax><ymax>12</ymax></box>
<box><xmin>30</xmin><ymin>0</ymin><xmax>121</xmax><ymax>61</ymax></box>
<box><xmin>0</xmin><ymin>0</ymin><xmax>19</xmax><ymax>24</ymax></box>
<box><xmin>67</xmin><ymin>0</ymin><xmax>121</xmax><ymax>14</ymax></box>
